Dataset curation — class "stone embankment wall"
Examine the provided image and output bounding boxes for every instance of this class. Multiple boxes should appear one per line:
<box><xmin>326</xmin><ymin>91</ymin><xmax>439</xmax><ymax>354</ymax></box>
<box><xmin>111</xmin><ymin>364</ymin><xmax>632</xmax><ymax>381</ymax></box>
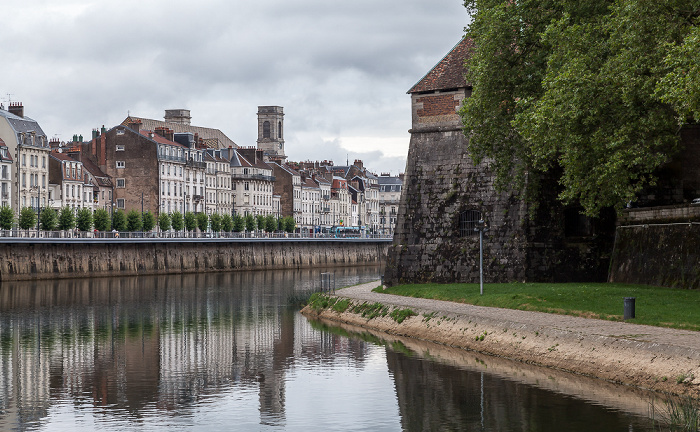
<box><xmin>610</xmin><ymin>223</ymin><xmax>700</xmax><ymax>289</ymax></box>
<box><xmin>0</xmin><ymin>240</ymin><xmax>389</xmax><ymax>281</ymax></box>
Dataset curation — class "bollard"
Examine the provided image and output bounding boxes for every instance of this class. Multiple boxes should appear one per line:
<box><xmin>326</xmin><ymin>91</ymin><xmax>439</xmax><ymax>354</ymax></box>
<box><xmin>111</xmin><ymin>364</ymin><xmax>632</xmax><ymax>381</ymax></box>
<box><xmin>623</xmin><ymin>297</ymin><xmax>636</xmax><ymax>320</ymax></box>
<box><xmin>380</xmin><ymin>275</ymin><xmax>384</xmax><ymax>287</ymax></box>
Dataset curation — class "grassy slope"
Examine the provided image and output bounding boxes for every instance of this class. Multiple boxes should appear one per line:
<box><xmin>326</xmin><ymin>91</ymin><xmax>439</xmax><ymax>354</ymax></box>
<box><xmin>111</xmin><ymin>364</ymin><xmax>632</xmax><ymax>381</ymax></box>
<box><xmin>375</xmin><ymin>283</ymin><xmax>700</xmax><ymax>331</ymax></box>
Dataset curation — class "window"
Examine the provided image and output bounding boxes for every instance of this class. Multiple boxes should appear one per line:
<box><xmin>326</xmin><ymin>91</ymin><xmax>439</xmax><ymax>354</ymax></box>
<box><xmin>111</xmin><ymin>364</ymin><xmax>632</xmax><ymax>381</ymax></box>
<box><xmin>116</xmin><ymin>178</ymin><xmax>125</xmax><ymax>188</ymax></box>
<box><xmin>459</xmin><ymin>210</ymin><xmax>482</xmax><ymax>237</ymax></box>
<box><xmin>22</xmin><ymin>154</ymin><xmax>26</xmax><ymax>166</ymax></box>
<box><xmin>43</xmin><ymin>156</ymin><xmax>46</xmax><ymax>168</ymax></box>
<box><xmin>116</xmin><ymin>199</ymin><xmax>125</xmax><ymax>209</ymax></box>
<box><xmin>116</xmin><ymin>161</ymin><xmax>125</xmax><ymax>168</ymax></box>
<box><xmin>263</xmin><ymin>121</ymin><xmax>271</xmax><ymax>138</ymax></box>
<box><xmin>22</xmin><ymin>173</ymin><xmax>26</xmax><ymax>187</ymax></box>
<box><xmin>116</xmin><ymin>145</ymin><xmax>125</xmax><ymax>151</ymax></box>
<box><xmin>278</xmin><ymin>121</ymin><xmax>283</xmax><ymax>139</ymax></box>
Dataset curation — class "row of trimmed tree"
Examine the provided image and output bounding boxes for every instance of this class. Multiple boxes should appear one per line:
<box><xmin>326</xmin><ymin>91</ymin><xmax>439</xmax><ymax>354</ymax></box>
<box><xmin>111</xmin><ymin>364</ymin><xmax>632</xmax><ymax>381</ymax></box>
<box><xmin>0</xmin><ymin>205</ymin><xmax>296</xmax><ymax>233</ymax></box>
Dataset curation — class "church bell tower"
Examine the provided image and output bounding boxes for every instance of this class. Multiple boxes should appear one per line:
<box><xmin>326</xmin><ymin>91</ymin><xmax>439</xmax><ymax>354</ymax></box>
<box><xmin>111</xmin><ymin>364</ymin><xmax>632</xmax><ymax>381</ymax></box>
<box><xmin>256</xmin><ymin>106</ymin><xmax>286</xmax><ymax>161</ymax></box>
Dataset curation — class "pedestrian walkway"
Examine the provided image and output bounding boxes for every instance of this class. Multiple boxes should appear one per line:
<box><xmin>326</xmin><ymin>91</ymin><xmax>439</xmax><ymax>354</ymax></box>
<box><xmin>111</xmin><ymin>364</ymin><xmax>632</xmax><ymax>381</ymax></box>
<box><xmin>336</xmin><ymin>281</ymin><xmax>700</xmax><ymax>353</ymax></box>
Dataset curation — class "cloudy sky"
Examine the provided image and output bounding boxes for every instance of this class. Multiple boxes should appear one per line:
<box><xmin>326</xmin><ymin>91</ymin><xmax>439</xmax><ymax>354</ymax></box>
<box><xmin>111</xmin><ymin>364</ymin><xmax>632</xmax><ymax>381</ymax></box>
<box><xmin>2</xmin><ymin>0</ymin><xmax>469</xmax><ymax>175</ymax></box>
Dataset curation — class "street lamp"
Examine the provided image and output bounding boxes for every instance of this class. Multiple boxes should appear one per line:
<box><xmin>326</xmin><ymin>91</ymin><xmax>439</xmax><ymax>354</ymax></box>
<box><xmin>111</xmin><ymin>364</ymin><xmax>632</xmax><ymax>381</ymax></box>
<box><xmin>474</xmin><ymin>219</ymin><xmax>489</xmax><ymax>296</ymax></box>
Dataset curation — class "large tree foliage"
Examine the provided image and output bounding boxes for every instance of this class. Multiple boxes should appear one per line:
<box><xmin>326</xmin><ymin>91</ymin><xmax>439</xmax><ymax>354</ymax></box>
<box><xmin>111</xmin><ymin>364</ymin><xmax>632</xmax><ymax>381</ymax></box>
<box><xmin>462</xmin><ymin>0</ymin><xmax>699</xmax><ymax>216</ymax></box>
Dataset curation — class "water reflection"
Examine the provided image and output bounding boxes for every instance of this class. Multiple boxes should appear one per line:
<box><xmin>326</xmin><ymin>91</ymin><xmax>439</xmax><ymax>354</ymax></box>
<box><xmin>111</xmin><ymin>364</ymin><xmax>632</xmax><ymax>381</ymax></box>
<box><xmin>308</xmin><ymin>321</ymin><xmax>658</xmax><ymax>432</ymax></box>
<box><xmin>0</xmin><ymin>268</ymin><xmax>658</xmax><ymax>431</ymax></box>
<box><xmin>0</xmin><ymin>268</ymin><xmax>382</xmax><ymax>431</ymax></box>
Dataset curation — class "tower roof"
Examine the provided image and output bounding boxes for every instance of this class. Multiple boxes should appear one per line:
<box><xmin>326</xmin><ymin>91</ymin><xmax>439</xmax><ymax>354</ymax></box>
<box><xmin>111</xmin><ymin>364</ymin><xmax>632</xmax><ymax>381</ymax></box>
<box><xmin>408</xmin><ymin>38</ymin><xmax>473</xmax><ymax>94</ymax></box>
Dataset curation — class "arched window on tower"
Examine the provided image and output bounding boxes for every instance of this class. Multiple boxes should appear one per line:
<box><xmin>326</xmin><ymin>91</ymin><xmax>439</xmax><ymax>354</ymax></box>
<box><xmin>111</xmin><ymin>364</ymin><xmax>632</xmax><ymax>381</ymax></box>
<box><xmin>263</xmin><ymin>121</ymin><xmax>271</xmax><ymax>139</ymax></box>
<box><xmin>278</xmin><ymin>121</ymin><xmax>283</xmax><ymax>139</ymax></box>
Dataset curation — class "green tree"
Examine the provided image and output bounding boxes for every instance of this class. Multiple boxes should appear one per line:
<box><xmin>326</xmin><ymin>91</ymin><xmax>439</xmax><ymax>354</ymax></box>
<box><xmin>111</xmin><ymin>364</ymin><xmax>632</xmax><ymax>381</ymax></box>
<box><xmin>284</xmin><ymin>216</ymin><xmax>296</xmax><ymax>233</ymax></box>
<box><xmin>461</xmin><ymin>0</ymin><xmax>695</xmax><ymax>216</ymax></box>
<box><xmin>210</xmin><ymin>213</ymin><xmax>222</xmax><ymax>232</ymax></box>
<box><xmin>126</xmin><ymin>210</ymin><xmax>142</xmax><ymax>232</ymax></box>
<box><xmin>159</xmin><ymin>213</ymin><xmax>171</xmax><ymax>232</ymax></box>
<box><xmin>142</xmin><ymin>211</ymin><xmax>156</xmax><ymax>232</ymax></box>
<box><xmin>245</xmin><ymin>214</ymin><xmax>256</xmax><ymax>232</ymax></box>
<box><xmin>256</xmin><ymin>214</ymin><xmax>265</xmax><ymax>231</ymax></box>
<box><xmin>76</xmin><ymin>207</ymin><xmax>93</xmax><ymax>231</ymax></box>
<box><xmin>171</xmin><ymin>211</ymin><xmax>184</xmax><ymax>231</ymax></box>
<box><xmin>93</xmin><ymin>209</ymin><xmax>111</xmax><ymax>231</ymax></box>
<box><xmin>265</xmin><ymin>214</ymin><xmax>277</xmax><ymax>232</ymax></box>
<box><xmin>112</xmin><ymin>210</ymin><xmax>127</xmax><ymax>232</ymax></box>
<box><xmin>40</xmin><ymin>207</ymin><xmax>58</xmax><ymax>231</ymax></box>
<box><xmin>39</xmin><ymin>208</ymin><xmax>56</xmax><ymax>231</ymax></box>
<box><xmin>233</xmin><ymin>214</ymin><xmax>245</xmax><ymax>232</ymax></box>
<box><xmin>196</xmin><ymin>212</ymin><xmax>209</xmax><ymax>232</ymax></box>
<box><xmin>18</xmin><ymin>207</ymin><xmax>36</xmax><ymax>230</ymax></box>
<box><xmin>0</xmin><ymin>205</ymin><xmax>13</xmax><ymax>230</ymax></box>
<box><xmin>58</xmin><ymin>207</ymin><xmax>75</xmax><ymax>231</ymax></box>
<box><xmin>184</xmin><ymin>211</ymin><xmax>197</xmax><ymax>232</ymax></box>
<box><xmin>221</xmin><ymin>214</ymin><xmax>233</xmax><ymax>232</ymax></box>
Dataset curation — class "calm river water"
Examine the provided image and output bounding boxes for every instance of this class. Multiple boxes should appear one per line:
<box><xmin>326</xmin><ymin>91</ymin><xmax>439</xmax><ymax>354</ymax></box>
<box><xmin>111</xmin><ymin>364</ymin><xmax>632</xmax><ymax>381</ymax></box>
<box><xmin>0</xmin><ymin>267</ymin><xmax>659</xmax><ymax>431</ymax></box>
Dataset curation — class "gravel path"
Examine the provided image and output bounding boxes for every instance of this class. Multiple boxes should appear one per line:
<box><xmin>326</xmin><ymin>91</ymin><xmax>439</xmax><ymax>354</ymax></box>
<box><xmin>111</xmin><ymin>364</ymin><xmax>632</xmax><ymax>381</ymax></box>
<box><xmin>336</xmin><ymin>281</ymin><xmax>700</xmax><ymax>352</ymax></box>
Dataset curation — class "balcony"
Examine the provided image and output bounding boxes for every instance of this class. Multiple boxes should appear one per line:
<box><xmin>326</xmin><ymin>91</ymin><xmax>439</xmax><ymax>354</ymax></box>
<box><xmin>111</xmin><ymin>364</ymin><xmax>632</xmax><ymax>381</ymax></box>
<box><xmin>192</xmin><ymin>194</ymin><xmax>203</xmax><ymax>201</ymax></box>
<box><xmin>232</xmin><ymin>173</ymin><xmax>276</xmax><ymax>182</ymax></box>
<box><xmin>158</xmin><ymin>154</ymin><xmax>186</xmax><ymax>163</ymax></box>
<box><xmin>186</xmin><ymin>159</ymin><xmax>206</xmax><ymax>170</ymax></box>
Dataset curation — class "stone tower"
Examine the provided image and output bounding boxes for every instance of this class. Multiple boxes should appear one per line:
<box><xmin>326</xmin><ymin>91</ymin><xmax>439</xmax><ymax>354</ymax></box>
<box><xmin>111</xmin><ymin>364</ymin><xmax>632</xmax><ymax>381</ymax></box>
<box><xmin>256</xmin><ymin>106</ymin><xmax>285</xmax><ymax>161</ymax></box>
<box><xmin>384</xmin><ymin>38</ymin><xmax>615</xmax><ymax>286</ymax></box>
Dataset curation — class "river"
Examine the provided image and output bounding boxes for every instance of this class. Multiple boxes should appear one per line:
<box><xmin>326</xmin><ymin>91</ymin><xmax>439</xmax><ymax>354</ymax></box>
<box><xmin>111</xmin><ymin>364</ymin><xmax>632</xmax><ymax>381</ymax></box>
<box><xmin>0</xmin><ymin>267</ymin><xmax>659</xmax><ymax>431</ymax></box>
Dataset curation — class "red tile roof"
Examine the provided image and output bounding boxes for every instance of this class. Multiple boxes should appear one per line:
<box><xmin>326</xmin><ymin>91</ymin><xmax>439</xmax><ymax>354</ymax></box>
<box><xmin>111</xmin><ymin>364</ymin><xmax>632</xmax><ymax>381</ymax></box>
<box><xmin>408</xmin><ymin>38</ymin><xmax>473</xmax><ymax>94</ymax></box>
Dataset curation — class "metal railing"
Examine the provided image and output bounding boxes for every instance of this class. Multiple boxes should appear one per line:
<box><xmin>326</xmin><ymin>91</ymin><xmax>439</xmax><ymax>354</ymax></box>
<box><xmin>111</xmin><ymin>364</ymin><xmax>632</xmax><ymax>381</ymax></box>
<box><xmin>0</xmin><ymin>229</ymin><xmax>393</xmax><ymax>240</ymax></box>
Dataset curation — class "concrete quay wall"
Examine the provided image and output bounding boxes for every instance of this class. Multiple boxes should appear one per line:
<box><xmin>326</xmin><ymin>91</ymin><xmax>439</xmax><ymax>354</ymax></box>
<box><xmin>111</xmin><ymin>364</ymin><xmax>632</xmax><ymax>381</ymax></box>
<box><xmin>0</xmin><ymin>238</ymin><xmax>390</xmax><ymax>281</ymax></box>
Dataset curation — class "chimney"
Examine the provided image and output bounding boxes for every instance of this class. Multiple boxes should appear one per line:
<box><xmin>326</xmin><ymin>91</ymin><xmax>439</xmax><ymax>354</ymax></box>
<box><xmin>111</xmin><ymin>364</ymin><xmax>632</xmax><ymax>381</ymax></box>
<box><xmin>8</xmin><ymin>102</ymin><xmax>24</xmax><ymax>118</ymax></box>
<box><xmin>354</xmin><ymin>159</ymin><xmax>364</xmax><ymax>170</ymax></box>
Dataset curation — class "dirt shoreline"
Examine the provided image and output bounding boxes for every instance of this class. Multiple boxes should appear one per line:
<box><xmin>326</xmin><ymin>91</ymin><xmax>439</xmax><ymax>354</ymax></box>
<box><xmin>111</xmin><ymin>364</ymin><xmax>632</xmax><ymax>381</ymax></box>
<box><xmin>301</xmin><ymin>281</ymin><xmax>700</xmax><ymax>398</ymax></box>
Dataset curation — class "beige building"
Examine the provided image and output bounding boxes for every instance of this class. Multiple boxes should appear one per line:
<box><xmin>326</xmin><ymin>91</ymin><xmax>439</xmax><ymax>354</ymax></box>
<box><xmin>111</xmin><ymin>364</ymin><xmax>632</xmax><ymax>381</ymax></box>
<box><xmin>0</xmin><ymin>139</ymin><xmax>13</xmax><ymax>208</ymax></box>
<box><xmin>0</xmin><ymin>103</ymin><xmax>50</xmax><ymax>214</ymax></box>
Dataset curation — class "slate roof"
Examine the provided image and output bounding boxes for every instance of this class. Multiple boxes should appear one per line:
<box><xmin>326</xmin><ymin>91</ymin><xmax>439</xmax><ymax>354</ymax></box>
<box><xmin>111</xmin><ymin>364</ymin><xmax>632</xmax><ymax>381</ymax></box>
<box><xmin>408</xmin><ymin>37</ymin><xmax>473</xmax><ymax>94</ymax></box>
<box><xmin>0</xmin><ymin>109</ymin><xmax>48</xmax><ymax>140</ymax></box>
<box><xmin>377</xmin><ymin>175</ymin><xmax>403</xmax><ymax>186</ymax></box>
<box><xmin>122</xmin><ymin>115</ymin><xmax>236</xmax><ymax>149</ymax></box>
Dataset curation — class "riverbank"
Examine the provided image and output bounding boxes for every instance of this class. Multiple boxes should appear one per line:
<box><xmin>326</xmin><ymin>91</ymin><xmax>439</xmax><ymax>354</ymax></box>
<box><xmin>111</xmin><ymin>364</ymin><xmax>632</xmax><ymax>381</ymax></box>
<box><xmin>301</xmin><ymin>281</ymin><xmax>700</xmax><ymax>398</ymax></box>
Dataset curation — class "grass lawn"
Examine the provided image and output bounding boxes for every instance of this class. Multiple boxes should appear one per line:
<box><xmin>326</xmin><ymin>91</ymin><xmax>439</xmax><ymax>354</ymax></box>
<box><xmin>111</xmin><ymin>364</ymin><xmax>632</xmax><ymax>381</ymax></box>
<box><xmin>374</xmin><ymin>282</ymin><xmax>700</xmax><ymax>331</ymax></box>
